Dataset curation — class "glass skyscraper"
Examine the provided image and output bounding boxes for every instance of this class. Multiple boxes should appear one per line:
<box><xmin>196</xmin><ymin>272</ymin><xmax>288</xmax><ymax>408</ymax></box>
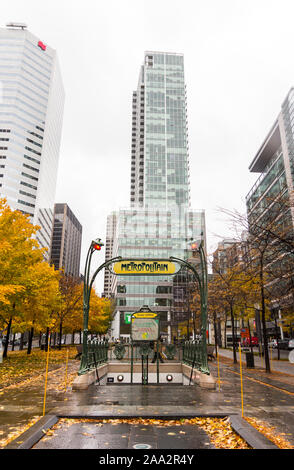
<box><xmin>0</xmin><ymin>24</ymin><xmax>64</xmax><ymax>259</ymax></box>
<box><xmin>104</xmin><ymin>52</ymin><xmax>205</xmax><ymax>340</ymax></box>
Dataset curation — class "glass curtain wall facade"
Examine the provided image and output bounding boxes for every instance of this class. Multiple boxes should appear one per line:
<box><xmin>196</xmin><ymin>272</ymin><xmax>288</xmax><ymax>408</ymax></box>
<box><xmin>105</xmin><ymin>52</ymin><xmax>205</xmax><ymax>339</ymax></box>
<box><xmin>246</xmin><ymin>91</ymin><xmax>294</xmax><ymax>232</ymax></box>
<box><xmin>130</xmin><ymin>52</ymin><xmax>190</xmax><ymax>209</ymax></box>
<box><xmin>0</xmin><ymin>26</ymin><xmax>64</xmax><ymax>259</ymax></box>
<box><xmin>246</xmin><ymin>88</ymin><xmax>294</xmax><ymax>326</ymax></box>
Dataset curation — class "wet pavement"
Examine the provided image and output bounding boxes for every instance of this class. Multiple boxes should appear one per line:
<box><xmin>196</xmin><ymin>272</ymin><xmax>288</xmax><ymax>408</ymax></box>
<box><xmin>1</xmin><ymin>356</ymin><xmax>294</xmax><ymax>449</ymax></box>
<box><xmin>33</xmin><ymin>420</ymin><xmax>214</xmax><ymax>450</ymax></box>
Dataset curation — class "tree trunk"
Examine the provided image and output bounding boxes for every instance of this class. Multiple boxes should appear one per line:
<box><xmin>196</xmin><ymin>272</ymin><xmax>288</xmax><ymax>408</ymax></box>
<box><xmin>3</xmin><ymin>316</ymin><xmax>12</xmax><ymax>359</ymax></box>
<box><xmin>224</xmin><ymin>314</ymin><xmax>227</xmax><ymax>348</ymax></box>
<box><xmin>217</xmin><ymin>320</ymin><xmax>222</xmax><ymax>347</ymax></box>
<box><xmin>230</xmin><ymin>305</ymin><xmax>237</xmax><ymax>363</ymax></box>
<box><xmin>248</xmin><ymin>320</ymin><xmax>253</xmax><ymax>355</ymax></box>
<box><xmin>58</xmin><ymin>322</ymin><xmax>63</xmax><ymax>350</ymax></box>
<box><xmin>11</xmin><ymin>333</ymin><xmax>16</xmax><ymax>351</ymax></box>
<box><xmin>213</xmin><ymin>314</ymin><xmax>218</xmax><ymax>355</ymax></box>
<box><xmin>27</xmin><ymin>327</ymin><xmax>34</xmax><ymax>355</ymax></box>
<box><xmin>79</xmin><ymin>330</ymin><xmax>82</xmax><ymax>344</ymax></box>
<box><xmin>19</xmin><ymin>333</ymin><xmax>24</xmax><ymax>351</ymax></box>
<box><xmin>71</xmin><ymin>331</ymin><xmax>75</xmax><ymax>344</ymax></box>
<box><xmin>260</xmin><ymin>259</ymin><xmax>270</xmax><ymax>373</ymax></box>
<box><xmin>45</xmin><ymin>327</ymin><xmax>50</xmax><ymax>352</ymax></box>
<box><xmin>274</xmin><ymin>316</ymin><xmax>280</xmax><ymax>360</ymax></box>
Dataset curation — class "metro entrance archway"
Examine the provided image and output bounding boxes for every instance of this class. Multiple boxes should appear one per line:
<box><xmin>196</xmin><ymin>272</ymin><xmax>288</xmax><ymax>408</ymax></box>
<box><xmin>78</xmin><ymin>238</ymin><xmax>211</xmax><ymax>386</ymax></box>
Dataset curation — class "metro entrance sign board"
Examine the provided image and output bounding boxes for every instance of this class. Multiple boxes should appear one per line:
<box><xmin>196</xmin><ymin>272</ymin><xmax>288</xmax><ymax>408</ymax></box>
<box><xmin>131</xmin><ymin>310</ymin><xmax>159</xmax><ymax>341</ymax></box>
<box><xmin>111</xmin><ymin>259</ymin><xmax>180</xmax><ymax>276</ymax></box>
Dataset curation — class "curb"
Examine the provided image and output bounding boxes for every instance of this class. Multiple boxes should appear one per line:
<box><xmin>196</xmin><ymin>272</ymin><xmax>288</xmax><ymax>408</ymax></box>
<box><xmin>229</xmin><ymin>415</ymin><xmax>279</xmax><ymax>449</ymax></box>
<box><xmin>5</xmin><ymin>415</ymin><xmax>59</xmax><ymax>449</ymax></box>
<box><xmin>4</xmin><ymin>412</ymin><xmax>278</xmax><ymax>450</ymax></box>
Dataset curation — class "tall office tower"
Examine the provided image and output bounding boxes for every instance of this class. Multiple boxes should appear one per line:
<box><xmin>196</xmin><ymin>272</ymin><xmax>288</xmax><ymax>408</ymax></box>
<box><xmin>105</xmin><ymin>52</ymin><xmax>205</xmax><ymax>339</ymax></box>
<box><xmin>246</xmin><ymin>87</ymin><xmax>294</xmax><ymax>335</ymax></box>
<box><xmin>50</xmin><ymin>203</ymin><xmax>82</xmax><ymax>278</ymax></box>
<box><xmin>0</xmin><ymin>23</ymin><xmax>64</xmax><ymax>259</ymax></box>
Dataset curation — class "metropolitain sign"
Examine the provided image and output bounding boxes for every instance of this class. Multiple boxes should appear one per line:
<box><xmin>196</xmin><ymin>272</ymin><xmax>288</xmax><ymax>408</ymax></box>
<box><xmin>111</xmin><ymin>259</ymin><xmax>180</xmax><ymax>275</ymax></box>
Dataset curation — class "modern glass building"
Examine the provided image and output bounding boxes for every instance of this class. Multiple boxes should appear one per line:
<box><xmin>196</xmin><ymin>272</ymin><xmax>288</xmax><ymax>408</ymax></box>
<box><xmin>130</xmin><ymin>52</ymin><xmax>190</xmax><ymax>209</ymax></box>
<box><xmin>246</xmin><ymin>88</ymin><xmax>294</xmax><ymax>332</ymax></box>
<box><xmin>0</xmin><ymin>24</ymin><xmax>64</xmax><ymax>259</ymax></box>
<box><xmin>104</xmin><ymin>52</ymin><xmax>206</xmax><ymax>340</ymax></box>
<box><xmin>246</xmin><ymin>88</ymin><xmax>294</xmax><ymax>231</ymax></box>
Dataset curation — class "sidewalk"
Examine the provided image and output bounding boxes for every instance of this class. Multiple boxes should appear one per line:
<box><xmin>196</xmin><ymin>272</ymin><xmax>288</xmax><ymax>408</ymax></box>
<box><xmin>218</xmin><ymin>348</ymin><xmax>294</xmax><ymax>376</ymax></box>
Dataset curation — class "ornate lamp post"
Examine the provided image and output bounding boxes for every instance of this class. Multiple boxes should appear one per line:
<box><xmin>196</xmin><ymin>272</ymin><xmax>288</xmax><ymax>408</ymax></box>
<box><xmin>79</xmin><ymin>238</ymin><xmax>104</xmax><ymax>375</ymax></box>
<box><xmin>78</xmin><ymin>239</ymin><xmax>122</xmax><ymax>375</ymax></box>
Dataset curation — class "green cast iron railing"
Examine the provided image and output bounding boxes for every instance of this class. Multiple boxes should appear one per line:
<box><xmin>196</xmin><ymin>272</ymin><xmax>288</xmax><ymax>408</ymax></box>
<box><xmin>85</xmin><ymin>339</ymin><xmax>109</xmax><ymax>371</ymax></box>
<box><xmin>182</xmin><ymin>339</ymin><xmax>204</xmax><ymax>371</ymax></box>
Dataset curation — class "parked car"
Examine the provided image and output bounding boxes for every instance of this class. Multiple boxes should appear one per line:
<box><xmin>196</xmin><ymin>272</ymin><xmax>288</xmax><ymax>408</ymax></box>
<box><xmin>288</xmin><ymin>338</ymin><xmax>294</xmax><ymax>350</ymax></box>
<box><xmin>275</xmin><ymin>339</ymin><xmax>290</xmax><ymax>350</ymax></box>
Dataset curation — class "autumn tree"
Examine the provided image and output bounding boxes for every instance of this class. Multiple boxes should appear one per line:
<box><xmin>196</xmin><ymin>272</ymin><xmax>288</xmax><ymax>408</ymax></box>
<box><xmin>219</xmin><ymin>191</ymin><xmax>294</xmax><ymax>372</ymax></box>
<box><xmin>88</xmin><ymin>290</ymin><xmax>115</xmax><ymax>335</ymax></box>
<box><xmin>0</xmin><ymin>199</ymin><xmax>46</xmax><ymax>358</ymax></box>
<box><xmin>210</xmin><ymin>254</ymin><xmax>261</xmax><ymax>364</ymax></box>
<box><xmin>20</xmin><ymin>262</ymin><xmax>61</xmax><ymax>354</ymax></box>
<box><xmin>207</xmin><ymin>274</ymin><xmax>227</xmax><ymax>353</ymax></box>
<box><xmin>53</xmin><ymin>273</ymin><xmax>83</xmax><ymax>349</ymax></box>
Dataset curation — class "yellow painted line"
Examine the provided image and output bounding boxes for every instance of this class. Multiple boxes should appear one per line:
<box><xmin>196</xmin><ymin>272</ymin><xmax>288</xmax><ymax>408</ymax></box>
<box><xmin>217</xmin><ymin>349</ymin><xmax>221</xmax><ymax>391</ymax></box>
<box><xmin>226</xmin><ymin>368</ymin><xmax>294</xmax><ymax>397</ymax></box>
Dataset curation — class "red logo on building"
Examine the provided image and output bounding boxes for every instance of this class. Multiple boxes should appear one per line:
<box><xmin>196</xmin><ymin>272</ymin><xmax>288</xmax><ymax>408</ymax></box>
<box><xmin>38</xmin><ymin>41</ymin><xmax>46</xmax><ymax>51</ymax></box>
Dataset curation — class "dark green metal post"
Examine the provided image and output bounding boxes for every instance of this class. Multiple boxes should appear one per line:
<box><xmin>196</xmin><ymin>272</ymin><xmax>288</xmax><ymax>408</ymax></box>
<box><xmin>131</xmin><ymin>341</ymin><xmax>133</xmax><ymax>384</ymax></box>
<box><xmin>79</xmin><ymin>243</ymin><xmax>95</xmax><ymax>375</ymax></box>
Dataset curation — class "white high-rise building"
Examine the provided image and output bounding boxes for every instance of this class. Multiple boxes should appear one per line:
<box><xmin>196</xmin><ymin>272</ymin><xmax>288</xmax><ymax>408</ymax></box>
<box><xmin>0</xmin><ymin>23</ymin><xmax>64</xmax><ymax>259</ymax></box>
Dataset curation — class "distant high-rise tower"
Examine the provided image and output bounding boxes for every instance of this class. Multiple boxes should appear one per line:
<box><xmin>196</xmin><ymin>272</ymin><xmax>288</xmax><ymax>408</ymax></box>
<box><xmin>130</xmin><ymin>52</ymin><xmax>190</xmax><ymax>209</ymax></box>
<box><xmin>50</xmin><ymin>203</ymin><xmax>82</xmax><ymax>278</ymax></box>
<box><xmin>0</xmin><ymin>24</ymin><xmax>65</xmax><ymax>259</ymax></box>
<box><xmin>105</xmin><ymin>52</ymin><xmax>205</xmax><ymax>339</ymax></box>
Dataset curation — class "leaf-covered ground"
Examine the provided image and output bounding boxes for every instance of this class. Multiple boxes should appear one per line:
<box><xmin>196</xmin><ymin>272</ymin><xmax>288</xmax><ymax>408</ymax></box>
<box><xmin>0</xmin><ymin>347</ymin><xmax>79</xmax><ymax>448</ymax></box>
<box><xmin>244</xmin><ymin>417</ymin><xmax>294</xmax><ymax>449</ymax></box>
<box><xmin>0</xmin><ymin>347</ymin><xmax>77</xmax><ymax>389</ymax></box>
<box><xmin>41</xmin><ymin>417</ymin><xmax>250</xmax><ymax>449</ymax></box>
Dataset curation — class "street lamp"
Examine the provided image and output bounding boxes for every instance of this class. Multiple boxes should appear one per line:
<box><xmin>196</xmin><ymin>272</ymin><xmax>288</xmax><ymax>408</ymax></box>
<box><xmin>79</xmin><ymin>238</ymin><xmax>104</xmax><ymax>375</ymax></box>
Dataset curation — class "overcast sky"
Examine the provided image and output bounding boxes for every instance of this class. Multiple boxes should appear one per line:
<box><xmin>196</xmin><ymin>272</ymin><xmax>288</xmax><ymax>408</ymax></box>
<box><xmin>3</xmin><ymin>0</ymin><xmax>294</xmax><ymax>293</ymax></box>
